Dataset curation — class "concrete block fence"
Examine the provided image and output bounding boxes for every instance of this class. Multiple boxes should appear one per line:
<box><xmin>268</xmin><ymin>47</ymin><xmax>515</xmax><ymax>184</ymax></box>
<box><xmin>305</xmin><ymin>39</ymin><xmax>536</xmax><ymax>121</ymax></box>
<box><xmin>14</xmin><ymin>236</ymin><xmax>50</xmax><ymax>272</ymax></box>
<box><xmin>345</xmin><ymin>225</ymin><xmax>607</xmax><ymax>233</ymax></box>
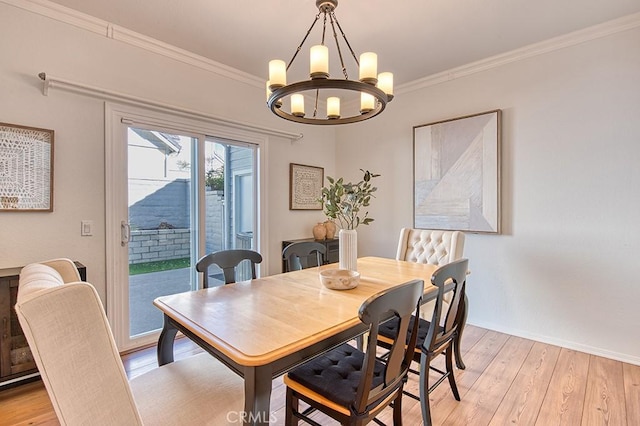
<box><xmin>128</xmin><ymin>189</ymin><xmax>225</xmax><ymax>265</ymax></box>
<box><xmin>128</xmin><ymin>228</ymin><xmax>191</xmax><ymax>264</ymax></box>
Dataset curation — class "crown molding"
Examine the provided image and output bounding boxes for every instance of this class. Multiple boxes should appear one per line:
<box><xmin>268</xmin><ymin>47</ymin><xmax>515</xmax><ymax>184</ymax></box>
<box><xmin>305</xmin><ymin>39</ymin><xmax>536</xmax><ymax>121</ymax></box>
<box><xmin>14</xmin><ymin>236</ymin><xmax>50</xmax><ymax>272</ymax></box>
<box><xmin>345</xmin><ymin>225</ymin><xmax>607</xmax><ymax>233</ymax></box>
<box><xmin>1</xmin><ymin>0</ymin><xmax>264</xmax><ymax>88</ymax></box>
<box><xmin>3</xmin><ymin>0</ymin><xmax>640</xmax><ymax>94</ymax></box>
<box><xmin>397</xmin><ymin>11</ymin><xmax>640</xmax><ymax>94</ymax></box>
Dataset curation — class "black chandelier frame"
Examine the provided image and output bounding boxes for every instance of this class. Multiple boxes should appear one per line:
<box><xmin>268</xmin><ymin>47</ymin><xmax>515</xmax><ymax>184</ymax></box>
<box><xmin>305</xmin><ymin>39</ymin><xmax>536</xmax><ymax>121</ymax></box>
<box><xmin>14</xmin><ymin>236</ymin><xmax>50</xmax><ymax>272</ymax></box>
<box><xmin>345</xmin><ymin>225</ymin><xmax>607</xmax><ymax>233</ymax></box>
<box><xmin>267</xmin><ymin>0</ymin><xmax>393</xmax><ymax>125</ymax></box>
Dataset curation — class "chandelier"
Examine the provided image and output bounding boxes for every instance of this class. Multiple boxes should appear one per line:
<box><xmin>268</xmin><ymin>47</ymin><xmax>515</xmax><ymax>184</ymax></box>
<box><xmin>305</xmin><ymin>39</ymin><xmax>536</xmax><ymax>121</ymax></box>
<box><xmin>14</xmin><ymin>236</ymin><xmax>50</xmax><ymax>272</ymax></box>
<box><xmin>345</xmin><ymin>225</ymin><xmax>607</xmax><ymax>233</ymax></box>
<box><xmin>266</xmin><ymin>0</ymin><xmax>394</xmax><ymax>125</ymax></box>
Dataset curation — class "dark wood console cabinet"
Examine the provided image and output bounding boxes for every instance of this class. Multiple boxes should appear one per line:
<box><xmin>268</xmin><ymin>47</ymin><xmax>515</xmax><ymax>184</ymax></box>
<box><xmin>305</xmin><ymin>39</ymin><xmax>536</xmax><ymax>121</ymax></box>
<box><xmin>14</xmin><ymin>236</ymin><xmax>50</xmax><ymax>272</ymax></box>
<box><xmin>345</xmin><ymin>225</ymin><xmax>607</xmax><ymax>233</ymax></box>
<box><xmin>0</xmin><ymin>261</ymin><xmax>85</xmax><ymax>387</ymax></box>
<box><xmin>281</xmin><ymin>238</ymin><xmax>339</xmax><ymax>272</ymax></box>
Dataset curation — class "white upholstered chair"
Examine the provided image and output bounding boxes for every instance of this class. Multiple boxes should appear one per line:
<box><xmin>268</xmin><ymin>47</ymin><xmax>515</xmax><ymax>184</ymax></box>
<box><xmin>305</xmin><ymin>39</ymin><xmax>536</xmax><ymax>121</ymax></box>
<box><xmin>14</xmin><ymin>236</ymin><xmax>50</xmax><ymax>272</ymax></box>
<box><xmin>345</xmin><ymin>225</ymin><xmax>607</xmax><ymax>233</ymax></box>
<box><xmin>396</xmin><ymin>228</ymin><xmax>467</xmax><ymax>368</ymax></box>
<box><xmin>16</xmin><ymin>258</ymin><xmax>243</xmax><ymax>426</ymax></box>
<box><xmin>396</xmin><ymin>228</ymin><xmax>465</xmax><ymax>266</ymax></box>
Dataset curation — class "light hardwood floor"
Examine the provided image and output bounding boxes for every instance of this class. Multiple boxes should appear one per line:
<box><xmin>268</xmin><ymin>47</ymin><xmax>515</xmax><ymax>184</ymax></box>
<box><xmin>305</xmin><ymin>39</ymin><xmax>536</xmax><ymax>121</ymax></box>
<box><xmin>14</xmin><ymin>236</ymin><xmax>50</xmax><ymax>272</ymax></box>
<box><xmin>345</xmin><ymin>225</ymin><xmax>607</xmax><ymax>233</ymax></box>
<box><xmin>0</xmin><ymin>325</ymin><xmax>638</xmax><ymax>425</ymax></box>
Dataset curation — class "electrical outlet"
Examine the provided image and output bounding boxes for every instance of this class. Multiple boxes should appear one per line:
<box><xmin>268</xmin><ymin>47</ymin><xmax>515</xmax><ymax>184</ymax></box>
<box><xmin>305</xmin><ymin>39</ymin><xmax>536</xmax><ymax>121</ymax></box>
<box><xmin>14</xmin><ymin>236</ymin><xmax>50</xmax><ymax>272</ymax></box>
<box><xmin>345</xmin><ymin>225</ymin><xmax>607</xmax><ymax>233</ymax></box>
<box><xmin>81</xmin><ymin>220</ymin><xmax>93</xmax><ymax>236</ymax></box>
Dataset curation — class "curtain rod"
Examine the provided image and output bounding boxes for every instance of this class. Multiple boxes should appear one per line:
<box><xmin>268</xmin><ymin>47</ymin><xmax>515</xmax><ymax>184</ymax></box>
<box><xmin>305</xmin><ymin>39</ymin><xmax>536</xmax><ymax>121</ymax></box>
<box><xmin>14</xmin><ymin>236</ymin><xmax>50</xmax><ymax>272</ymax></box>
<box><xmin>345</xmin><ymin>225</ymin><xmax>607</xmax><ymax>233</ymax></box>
<box><xmin>38</xmin><ymin>72</ymin><xmax>303</xmax><ymax>142</ymax></box>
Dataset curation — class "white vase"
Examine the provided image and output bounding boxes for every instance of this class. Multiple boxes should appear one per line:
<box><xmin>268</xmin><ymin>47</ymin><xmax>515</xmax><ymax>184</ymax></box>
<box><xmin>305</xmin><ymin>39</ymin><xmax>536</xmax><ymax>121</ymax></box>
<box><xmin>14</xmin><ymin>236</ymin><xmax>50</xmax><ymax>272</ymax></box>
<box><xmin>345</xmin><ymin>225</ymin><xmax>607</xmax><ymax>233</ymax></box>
<box><xmin>339</xmin><ymin>229</ymin><xmax>357</xmax><ymax>271</ymax></box>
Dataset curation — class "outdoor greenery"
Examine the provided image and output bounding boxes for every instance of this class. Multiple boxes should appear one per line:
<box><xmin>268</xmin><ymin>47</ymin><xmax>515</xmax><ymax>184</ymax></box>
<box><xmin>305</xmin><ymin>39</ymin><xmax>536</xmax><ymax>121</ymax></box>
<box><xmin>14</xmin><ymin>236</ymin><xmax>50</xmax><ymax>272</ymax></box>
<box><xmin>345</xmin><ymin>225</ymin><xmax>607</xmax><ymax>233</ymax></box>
<box><xmin>205</xmin><ymin>166</ymin><xmax>224</xmax><ymax>191</ymax></box>
<box><xmin>176</xmin><ymin>158</ymin><xmax>224</xmax><ymax>192</ymax></box>
<box><xmin>320</xmin><ymin>169</ymin><xmax>380</xmax><ymax>230</ymax></box>
<box><xmin>129</xmin><ymin>258</ymin><xmax>190</xmax><ymax>275</ymax></box>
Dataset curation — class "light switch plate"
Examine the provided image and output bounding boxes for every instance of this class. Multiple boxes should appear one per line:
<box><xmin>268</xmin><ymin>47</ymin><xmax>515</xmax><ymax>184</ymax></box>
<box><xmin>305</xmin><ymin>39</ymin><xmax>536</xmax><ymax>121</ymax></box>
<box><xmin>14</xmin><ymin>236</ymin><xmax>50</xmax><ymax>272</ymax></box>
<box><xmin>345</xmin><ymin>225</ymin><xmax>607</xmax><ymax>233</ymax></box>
<box><xmin>81</xmin><ymin>220</ymin><xmax>93</xmax><ymax>236</ymax></box>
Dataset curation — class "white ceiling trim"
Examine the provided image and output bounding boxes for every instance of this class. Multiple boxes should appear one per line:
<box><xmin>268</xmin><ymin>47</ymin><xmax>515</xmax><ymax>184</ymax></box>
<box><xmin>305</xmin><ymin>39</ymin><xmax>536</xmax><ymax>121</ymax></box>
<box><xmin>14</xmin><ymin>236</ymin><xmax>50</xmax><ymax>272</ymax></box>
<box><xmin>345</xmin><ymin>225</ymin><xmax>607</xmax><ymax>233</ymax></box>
<box><xmin>2</xmin><ymin>0</ymin><xmax>264</xmax><ymax>88</ymax></box>
<box><xmin>397</xmin><ymin>11</ymin><xmax>640</xmax><ymax>94</ymax></box>
<box><xmin>4</xmin><ymin>0</ymin><xmax>640</xmax><ymax>95</ymax></box>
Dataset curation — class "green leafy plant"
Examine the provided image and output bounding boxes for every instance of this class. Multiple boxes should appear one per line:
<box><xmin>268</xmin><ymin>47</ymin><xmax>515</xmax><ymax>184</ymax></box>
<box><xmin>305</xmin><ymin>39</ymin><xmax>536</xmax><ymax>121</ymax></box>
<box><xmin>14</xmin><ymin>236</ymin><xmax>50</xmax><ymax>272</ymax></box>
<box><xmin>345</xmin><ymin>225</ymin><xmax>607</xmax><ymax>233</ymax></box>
<box><xmin>205</xmin><ymin>166</ymin><xmax>224</xmax><ymax>191</ymax></box>
<box><xmin>320</xmin><ymin>169</ymin><xmax>380</xmax><ymax>230</ymax></box>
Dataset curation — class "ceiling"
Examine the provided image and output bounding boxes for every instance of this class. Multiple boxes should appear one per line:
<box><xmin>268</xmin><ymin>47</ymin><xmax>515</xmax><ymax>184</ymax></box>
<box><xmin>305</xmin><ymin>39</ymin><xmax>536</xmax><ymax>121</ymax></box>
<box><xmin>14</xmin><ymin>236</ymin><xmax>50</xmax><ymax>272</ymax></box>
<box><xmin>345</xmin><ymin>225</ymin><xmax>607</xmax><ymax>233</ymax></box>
<box><xmin>45</xmin><ymin>0</ymin><xmax>640</xmax><ymax>86</ymax></box>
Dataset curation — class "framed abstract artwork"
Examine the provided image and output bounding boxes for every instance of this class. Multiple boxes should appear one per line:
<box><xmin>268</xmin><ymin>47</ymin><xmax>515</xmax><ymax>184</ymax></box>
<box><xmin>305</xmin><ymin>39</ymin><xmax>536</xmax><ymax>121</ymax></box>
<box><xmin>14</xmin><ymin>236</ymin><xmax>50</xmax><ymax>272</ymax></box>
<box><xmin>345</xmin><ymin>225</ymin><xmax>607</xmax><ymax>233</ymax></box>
<box><xmin>413</xmin><ymin>110</ymin><xmax>501</xmax><ymax>233</ymax></box>
<box><xmin>289</xmin><ymin>163</ymin><xmax>324</xmax><ymax>210</ymax></box>
<box><xmin>0</xmin><ymin>122</ymin><xmax>54</xmax><ymax>212</ymax></box>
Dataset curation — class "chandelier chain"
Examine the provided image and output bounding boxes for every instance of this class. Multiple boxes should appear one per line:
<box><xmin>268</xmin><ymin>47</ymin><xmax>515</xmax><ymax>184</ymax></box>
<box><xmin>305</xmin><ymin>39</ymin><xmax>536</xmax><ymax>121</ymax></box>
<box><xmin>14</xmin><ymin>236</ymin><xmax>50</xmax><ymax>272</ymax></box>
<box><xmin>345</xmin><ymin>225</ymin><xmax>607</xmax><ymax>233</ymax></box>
<box><xmin>333</xmin><ymin>14</ymin><xmax>359</xmax><ymax>67</ymax></box>
<box><xmin>321</xmin><ymin>10</ymin><xmax>328</xmax><ymax>44</ymax></box>
<box><xmin>313</xmin><ymin>88</ymin><xmax>319</xmax><ymax>118</ymax></box>
<box><xmin>287</xmin><ymin>11</ymin><xmax>323</xmax><ymax>71</ymax></box>
<box><xmin>328</xmin><ymin>11</ymin><xmax>349</xmax><ymax>80</ymax></box>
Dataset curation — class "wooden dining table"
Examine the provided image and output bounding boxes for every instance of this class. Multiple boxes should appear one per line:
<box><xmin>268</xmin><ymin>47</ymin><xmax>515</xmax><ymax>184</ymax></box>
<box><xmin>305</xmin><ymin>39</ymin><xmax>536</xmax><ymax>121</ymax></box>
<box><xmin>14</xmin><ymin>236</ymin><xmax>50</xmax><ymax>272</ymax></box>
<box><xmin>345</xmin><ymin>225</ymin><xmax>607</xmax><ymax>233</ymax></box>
<box><xmin>153</xmin><ymin>256</ymin><xmax>442</xmax><ymax>425</ymax></box>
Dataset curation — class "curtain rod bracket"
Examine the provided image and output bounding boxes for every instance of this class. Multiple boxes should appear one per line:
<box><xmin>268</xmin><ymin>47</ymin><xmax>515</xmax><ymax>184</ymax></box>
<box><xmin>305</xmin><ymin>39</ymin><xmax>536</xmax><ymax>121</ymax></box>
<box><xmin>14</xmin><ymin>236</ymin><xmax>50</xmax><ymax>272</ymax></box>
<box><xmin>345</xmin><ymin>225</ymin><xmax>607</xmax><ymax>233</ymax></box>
<box><xmin>39</xmin><ymin>72</ymin><xmax>49</xmax><ymax>96</ymax></box>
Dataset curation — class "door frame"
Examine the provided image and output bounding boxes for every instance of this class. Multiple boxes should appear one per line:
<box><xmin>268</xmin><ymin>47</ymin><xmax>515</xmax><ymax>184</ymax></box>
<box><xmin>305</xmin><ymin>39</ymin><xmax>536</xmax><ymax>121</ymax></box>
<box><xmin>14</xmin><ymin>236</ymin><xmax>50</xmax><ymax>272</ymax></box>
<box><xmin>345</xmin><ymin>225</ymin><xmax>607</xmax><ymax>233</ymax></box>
<box><xmin>105</xmin><ymin>102</ymin><xmax>269</xmax><ymax>351</ymax></box>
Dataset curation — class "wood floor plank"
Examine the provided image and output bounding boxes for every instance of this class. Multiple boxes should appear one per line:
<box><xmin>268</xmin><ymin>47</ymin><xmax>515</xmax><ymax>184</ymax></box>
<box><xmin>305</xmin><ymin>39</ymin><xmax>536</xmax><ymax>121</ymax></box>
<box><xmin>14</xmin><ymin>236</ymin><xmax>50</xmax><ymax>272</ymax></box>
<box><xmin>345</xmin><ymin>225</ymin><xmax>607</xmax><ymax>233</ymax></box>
<box><xmin>3</xmin><ymin>326</ymin><xmax>639</xmax><ymax>426</ymax></box>
<box><xmin>489</xmin><ymin>341</ymin><xmax>561</xmax><ymax>425</ymax></box>
<box><xmin>535</xmin><ymin>348</ymin><xmax>590</xmax><ymax>426</ymax></box>
<box><xmin>441</xmin><ymin>335</ymin><xmax>534</xmax><ymax>425</ymax></box>
<box><xmin>423</xmin><ymin>329</ymin><xmax>511</xmax><ymax>425</ymax></box>
<box><xmin>0</xmin><ymin>381</ymin><xmax>59</xmax><ymax>426</ymax></box>
<box><xmin>623</xmin><ymin>362</ymin><xmax>640</xmax><ymax>425</ymax></box>
<box><xmin>402</xmin><ymin>324</ymin><xmax>490</xmax><ymax>399</ymax></box>
<box><xmin>582</xmin><ymin>355</ymin><xmax>627</xmax><ymax>425</ymax></box>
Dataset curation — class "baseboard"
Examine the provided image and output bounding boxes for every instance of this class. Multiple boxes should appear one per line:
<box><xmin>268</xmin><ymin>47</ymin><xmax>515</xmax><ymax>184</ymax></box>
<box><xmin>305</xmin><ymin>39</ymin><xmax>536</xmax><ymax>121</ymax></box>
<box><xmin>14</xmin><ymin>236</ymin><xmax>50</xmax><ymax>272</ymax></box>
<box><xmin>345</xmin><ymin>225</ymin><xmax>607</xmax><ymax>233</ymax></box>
<box><xmin>0</xmin><ymin>372</ymin><xmax>41</xmax><ymax>389</ymax></box>
<box><xmin>468</xmin><ymin>320</ymin><xmax>640</xmax><ymax>367</ymax></box>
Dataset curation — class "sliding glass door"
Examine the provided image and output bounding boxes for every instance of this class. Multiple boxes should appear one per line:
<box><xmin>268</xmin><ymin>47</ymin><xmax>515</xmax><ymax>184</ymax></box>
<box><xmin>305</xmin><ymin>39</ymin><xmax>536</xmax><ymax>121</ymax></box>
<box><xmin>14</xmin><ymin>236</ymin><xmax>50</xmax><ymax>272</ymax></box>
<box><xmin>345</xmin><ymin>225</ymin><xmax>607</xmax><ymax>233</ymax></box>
<box><xmin>200</xmin><ymin>138</ymin><xmax>257</xmax><ymax>286</ymax></box>
<box><xmin>106</xmin><ymin>104</ymin><xmax>260</xmax><ymax>350</ymax></box>
<box><xmin>127</xmin><ymin>127</ymin><xmax>196</xmax><ymax>337</ymax></box>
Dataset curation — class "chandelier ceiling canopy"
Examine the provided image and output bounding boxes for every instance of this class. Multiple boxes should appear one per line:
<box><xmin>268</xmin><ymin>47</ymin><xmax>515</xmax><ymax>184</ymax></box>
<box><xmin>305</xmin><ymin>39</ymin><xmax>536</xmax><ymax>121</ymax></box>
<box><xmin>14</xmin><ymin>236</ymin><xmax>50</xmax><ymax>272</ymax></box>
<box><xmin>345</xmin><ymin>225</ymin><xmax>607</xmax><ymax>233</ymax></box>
<box><xmin>266</xmin><ymin>0</ymin><xmax>394</xmax><ymax>125</ymax></box>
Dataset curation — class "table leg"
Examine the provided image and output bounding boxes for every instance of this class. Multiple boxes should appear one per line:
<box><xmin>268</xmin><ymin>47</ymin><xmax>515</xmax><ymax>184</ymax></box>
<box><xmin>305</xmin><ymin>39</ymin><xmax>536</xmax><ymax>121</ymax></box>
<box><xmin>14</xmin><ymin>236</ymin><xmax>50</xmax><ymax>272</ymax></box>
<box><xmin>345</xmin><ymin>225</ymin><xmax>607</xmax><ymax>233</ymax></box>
<box><xmin>157</xmin><ymin>314</ymin><xmax>178</xmax><ymax>366</ymax></box>
<box><xmin>454</xmin><ymin>294</ymin><xmax>468</xmax><ymax>370</ymax></box>
<box><xmin>243</xmin><ymin>365</ymin><xmax>274</xmax><ymax>426</ymax></box>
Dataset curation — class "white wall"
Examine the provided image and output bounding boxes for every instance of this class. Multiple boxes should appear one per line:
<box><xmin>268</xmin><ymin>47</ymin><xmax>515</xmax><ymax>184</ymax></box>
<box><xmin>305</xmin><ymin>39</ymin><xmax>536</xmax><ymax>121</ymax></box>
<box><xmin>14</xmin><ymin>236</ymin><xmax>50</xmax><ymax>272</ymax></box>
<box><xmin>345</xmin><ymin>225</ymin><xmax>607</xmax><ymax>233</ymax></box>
<box><xmin>335</xmin><ymin>26</ymin><xmax>640</xmax><ymax>363</ymax></box>
<box><xmin>2</xmin><ymin>1</ymin><xmax>639</xmax><ymax>364</ymax></box>
<box><xmin>0</xmin><ymin>3</ymin><xmax>335</xmax><ymax>299</ymax></box>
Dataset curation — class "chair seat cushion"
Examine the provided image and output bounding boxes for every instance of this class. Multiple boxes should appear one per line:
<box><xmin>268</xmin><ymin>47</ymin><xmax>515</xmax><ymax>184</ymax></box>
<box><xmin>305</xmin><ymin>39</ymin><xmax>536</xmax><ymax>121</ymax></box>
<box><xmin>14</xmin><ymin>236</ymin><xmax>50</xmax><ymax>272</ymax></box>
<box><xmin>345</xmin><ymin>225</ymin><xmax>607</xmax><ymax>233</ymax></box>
<box><xmin>130</xmin><ymin>352</ymin><xmax>244</xmax><ymax>425</ymax></box>
<box><xmin>379</xmin><ymin>315</ymin><xmax>439</xmax><ymax>349</ymax></box>
<box><xmin>286</xmin><ymin>343</ymin><xmax>385</xmax><ymax>408</ymax></box>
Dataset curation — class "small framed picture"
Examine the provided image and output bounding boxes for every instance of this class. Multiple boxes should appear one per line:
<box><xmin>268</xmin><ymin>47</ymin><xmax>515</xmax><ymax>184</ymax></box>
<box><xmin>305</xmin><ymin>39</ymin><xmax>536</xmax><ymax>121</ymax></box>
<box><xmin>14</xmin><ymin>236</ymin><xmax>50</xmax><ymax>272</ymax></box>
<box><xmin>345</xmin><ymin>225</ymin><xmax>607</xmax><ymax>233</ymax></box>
<box><xmin>0</xmin><ymin>122</ymin><xmax>54</xmax><ymax>212</ymax></box>
<box><xmin>289</xmin><ymin>163</ymin><xmax>324</xmax><ymax>210</ymax></box>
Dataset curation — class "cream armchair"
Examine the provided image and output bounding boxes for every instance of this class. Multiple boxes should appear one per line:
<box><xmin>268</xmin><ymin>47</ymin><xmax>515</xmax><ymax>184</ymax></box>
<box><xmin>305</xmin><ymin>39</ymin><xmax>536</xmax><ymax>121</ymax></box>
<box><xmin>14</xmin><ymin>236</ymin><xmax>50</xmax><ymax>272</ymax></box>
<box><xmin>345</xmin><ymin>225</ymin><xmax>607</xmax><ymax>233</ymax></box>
<box><xmin>16</xmin><ymin>258</ymin><xmax>243</xmax><ymax>425</ymax></box>
<box><xmin>396</xmin><ymin>228</ymin><xmax>468</xmax><ymax>369</ymax></box>
<box><xmin>396</xmin><ymin>228</ymin><xmax>465</xmax><ymax>265</ymax></box>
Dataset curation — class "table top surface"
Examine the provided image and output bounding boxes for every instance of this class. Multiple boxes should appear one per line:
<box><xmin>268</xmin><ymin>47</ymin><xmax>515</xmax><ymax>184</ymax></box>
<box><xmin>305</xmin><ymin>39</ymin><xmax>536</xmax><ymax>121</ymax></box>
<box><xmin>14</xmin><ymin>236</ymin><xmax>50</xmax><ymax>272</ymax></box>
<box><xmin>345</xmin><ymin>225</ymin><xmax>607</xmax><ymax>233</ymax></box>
<box><xmin>154</xmin><ymin>256</ymin><xmax>438</xmax><ymax>366</ymax></box>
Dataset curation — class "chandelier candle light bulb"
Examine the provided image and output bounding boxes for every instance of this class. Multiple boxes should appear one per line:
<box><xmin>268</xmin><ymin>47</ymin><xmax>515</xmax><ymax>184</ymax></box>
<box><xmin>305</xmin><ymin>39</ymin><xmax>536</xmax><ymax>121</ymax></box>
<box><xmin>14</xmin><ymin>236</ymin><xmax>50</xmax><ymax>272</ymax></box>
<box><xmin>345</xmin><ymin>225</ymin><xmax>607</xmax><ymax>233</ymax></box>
<box><xmin>268</xmin><ymin>60</ymin><xmax>286</xmax><ymax>89</ymax></box>
<box><xmin>360</xmin><ymin>92</ymin><xmax>375</xmax><ymax>113</ymax></box>
<box><xmin>291</xmin><ymin>94</ymin><xmax>305</xmax><ymax>117</ymax></box>
<box><xmin>359</xmin><ymin>52</ymin><xmax>378</xmax><ymax>84</ymax></box>
<box><xmin>377</xmin><ymin>72</ymin><xmax>394</xmax><ymax>100</ymax></box>
<box><xmin>310</xmin><ymin>45</ymin><xmax>329</xmax><ymax>79</ymax></box>
<box><xmin>327</xmin><ymin>97</ymin><xmax>340</xmax><ymax>119</ymax></box>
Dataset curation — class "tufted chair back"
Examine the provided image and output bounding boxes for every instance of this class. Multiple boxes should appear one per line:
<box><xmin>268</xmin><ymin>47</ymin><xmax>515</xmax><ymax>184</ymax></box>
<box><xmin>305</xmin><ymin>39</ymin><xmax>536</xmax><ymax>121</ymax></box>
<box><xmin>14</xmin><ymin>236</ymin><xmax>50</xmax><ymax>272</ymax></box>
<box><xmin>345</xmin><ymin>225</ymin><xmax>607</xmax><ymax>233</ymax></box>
<box><xmin>396</xmin><ymin>228</ymin><xmax>465</xmax><ymax>266</ymax></box>
<box><xmin>396</xmin><ymin>228</ymin><xmax>465</xmax><ymax>322</ymax></box>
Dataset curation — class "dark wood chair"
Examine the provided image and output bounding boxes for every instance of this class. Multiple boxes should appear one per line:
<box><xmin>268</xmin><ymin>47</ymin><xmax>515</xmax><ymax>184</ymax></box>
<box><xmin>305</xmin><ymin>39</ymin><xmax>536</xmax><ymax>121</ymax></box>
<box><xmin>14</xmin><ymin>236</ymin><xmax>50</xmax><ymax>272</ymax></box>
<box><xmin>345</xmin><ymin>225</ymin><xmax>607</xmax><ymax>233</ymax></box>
<box><xmin>377</xmin><ymin>258</ymin><xmax>469</xmax><ymax>426</ymax></box>
<box><xmin>195</xmin><ymin>249</ymin><xmax>263</xmax><ymax>287</ymax></box>
<box><xmin>282</xmin><ymin>241</ymin><xmax>326</xmax><ymax>272</ymax></box>
<box><xmin>283</xmin><ymin>279</ymin><xmax>423</xmax><ymax>426</ymax></box>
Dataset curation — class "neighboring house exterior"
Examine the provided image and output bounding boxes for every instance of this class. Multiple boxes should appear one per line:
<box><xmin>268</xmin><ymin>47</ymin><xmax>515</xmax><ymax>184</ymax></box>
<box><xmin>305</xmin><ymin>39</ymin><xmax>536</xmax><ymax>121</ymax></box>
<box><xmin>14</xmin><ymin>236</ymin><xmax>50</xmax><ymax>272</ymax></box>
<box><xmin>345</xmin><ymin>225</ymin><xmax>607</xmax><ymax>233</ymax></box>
<box><xmin>127</xmin><ymin>129</ymin><xmax>254</xmax><ymax>263</ymax></box>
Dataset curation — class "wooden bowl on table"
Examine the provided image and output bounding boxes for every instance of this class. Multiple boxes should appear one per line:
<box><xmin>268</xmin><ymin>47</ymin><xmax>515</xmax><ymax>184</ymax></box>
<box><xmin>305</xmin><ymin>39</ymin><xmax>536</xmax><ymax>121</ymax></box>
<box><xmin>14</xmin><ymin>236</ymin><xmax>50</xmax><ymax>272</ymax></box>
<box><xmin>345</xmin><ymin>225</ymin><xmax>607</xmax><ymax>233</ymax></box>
<box><xmin>319</xmin><ymin>269</ymin><xmax>360</xmax><ymax>290</ymax></box>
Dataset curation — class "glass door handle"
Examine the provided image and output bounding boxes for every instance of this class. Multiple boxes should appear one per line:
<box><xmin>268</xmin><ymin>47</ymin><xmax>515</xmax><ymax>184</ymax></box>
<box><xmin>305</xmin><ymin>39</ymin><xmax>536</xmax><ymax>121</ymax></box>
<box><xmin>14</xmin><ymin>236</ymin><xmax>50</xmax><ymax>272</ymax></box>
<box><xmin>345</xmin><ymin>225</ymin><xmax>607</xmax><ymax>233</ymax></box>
<box><xmin>121</xmin><ymin>221</ymin><xmax>130</xmax><ymax>247</ymax></box>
